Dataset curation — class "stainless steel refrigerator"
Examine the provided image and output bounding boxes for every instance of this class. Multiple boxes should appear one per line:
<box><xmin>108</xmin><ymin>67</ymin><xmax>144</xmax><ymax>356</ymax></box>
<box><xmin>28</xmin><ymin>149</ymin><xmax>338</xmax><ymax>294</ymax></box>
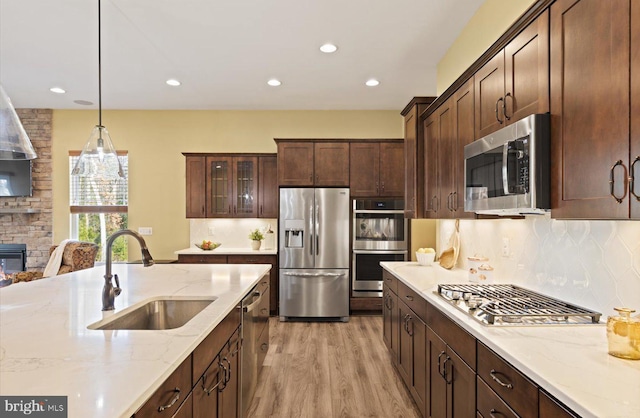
<box><xmin>279</xmin><ymin>188</ymin><xmax>350</xmax><ymax>321</ymax></box>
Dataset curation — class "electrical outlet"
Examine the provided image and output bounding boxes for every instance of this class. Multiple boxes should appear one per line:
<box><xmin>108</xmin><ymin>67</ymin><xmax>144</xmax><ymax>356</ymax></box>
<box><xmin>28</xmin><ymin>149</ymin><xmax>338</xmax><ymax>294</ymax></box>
<box><xmin>502</xmin><ymin>237</ymin><xmax>510</xmax><ymax>257</ymax></box>
<box><xmin>208</xmin><ymin>227</ymin><xmax>215</xmax><ymax>235</ymax></box>
<box><xmin>138</xmin><ymin>227</ymin><xmax>153</xmax><ymax>236</ymax></box>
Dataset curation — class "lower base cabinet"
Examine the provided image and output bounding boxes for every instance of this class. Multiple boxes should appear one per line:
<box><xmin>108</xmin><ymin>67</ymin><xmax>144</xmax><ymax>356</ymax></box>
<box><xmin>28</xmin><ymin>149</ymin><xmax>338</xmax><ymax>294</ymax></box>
<box><xmin>397</xmin><ymin>300</ymin><xmax>427</xmax><ymax>416</ymax></box>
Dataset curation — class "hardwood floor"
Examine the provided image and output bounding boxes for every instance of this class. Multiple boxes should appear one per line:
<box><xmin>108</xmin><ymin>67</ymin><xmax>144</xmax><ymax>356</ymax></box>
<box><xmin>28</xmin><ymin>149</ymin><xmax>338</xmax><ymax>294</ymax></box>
<box><xmin>247</xmin><ymin>316</ymin><xmax>421</xmax><ymax>418</ymax></box>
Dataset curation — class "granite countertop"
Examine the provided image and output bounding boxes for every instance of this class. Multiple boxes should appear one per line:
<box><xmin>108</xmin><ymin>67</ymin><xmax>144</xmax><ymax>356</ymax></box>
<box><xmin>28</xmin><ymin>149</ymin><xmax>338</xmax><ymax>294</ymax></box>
<box><xmin>381</xmin><ymin>262</ymin><xmax>640</xmax><ymax>418</ymax></box>
<box><xmin>0</xmin><ymin>263</ymin><xmax>271</xmax><ymax>418</ymax></box>
<box><xmin>175</xmin><ymin>247</ymin><xmax>277</xmax><ymax>255</ymax></box>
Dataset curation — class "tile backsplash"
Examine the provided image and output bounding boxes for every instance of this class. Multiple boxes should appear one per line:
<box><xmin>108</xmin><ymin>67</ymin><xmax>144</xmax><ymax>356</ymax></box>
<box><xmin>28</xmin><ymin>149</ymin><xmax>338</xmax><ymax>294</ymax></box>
<box><xmin>438</xmin><ymin>217</ymin><xmax>640</xmax><ymax>318</ymax></box>
<box><xmin>190</xmin><ymin>219</ymin><xmax>277</xmax><ymax>249</ymax></box>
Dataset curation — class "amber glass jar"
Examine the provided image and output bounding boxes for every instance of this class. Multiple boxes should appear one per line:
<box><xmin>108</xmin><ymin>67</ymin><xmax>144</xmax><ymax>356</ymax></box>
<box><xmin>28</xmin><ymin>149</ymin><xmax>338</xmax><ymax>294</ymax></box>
<box><xmin>606</xmin><ymin>307</ymin><xmax>640</xmax><ymax>360</ymax></box>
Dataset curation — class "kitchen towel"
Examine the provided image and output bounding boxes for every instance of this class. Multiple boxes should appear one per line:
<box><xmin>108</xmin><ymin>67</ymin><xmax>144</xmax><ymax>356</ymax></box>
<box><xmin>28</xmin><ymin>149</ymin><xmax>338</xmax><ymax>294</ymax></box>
<box><xmin>42</xmin><ymin>239</ymin><xmax>73</xmax><ymax>278</ymax></box>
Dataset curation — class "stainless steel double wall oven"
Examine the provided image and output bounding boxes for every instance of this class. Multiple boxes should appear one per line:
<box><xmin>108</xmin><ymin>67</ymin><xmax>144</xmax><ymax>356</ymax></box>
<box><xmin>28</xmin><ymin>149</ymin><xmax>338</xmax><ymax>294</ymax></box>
<box><xmin>352</xmin><ymin>199</ymin><xmax>408</xmax><ymax>297</ymax></box>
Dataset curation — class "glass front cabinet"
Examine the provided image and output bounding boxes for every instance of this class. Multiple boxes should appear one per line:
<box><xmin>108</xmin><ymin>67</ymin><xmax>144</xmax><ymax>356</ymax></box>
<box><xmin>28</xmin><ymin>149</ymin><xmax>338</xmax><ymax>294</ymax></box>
<box><xmin>205</xmin><ymin>156</ymin><xmax>258</xmax><ymax>218</ymax></box>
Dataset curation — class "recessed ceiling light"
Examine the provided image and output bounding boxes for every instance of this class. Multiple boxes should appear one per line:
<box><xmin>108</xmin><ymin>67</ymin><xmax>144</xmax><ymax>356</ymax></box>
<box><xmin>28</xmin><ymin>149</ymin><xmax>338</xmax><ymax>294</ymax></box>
<box><xmin>166</xmin><ymin>79</ymin><xmax>181</xmax><ymax>86</ymax></box>
<box><xmin>50</xmin><ymin>87</ymin><xmax>66</xmax><ymax>94</ymax></box>
<box><xmin>365</xmin><ymin>79</ymin><xmax>380</xmax><ymax>87</ymax></box>
<box><xmin>73</xmin><ymin>100</ymin><xmax>93</xmax><ymax>106</ymax></box>
<box><xmin>320</xmin><ymin>43</ymin><xmax>338</xmax><ymax>53</ymax></box>
<box><xmin>267</xmin><ymin>79</ymin><xmax>282</xmax><ymax>87</ymax></box>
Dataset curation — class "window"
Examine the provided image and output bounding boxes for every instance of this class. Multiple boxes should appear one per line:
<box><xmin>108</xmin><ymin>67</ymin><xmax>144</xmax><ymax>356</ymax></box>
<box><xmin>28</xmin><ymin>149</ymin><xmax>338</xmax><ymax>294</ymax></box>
<box><xmin>69</xmin><ymin>151</ymin><xmax>128</xmax><ymax>262</ymax></box>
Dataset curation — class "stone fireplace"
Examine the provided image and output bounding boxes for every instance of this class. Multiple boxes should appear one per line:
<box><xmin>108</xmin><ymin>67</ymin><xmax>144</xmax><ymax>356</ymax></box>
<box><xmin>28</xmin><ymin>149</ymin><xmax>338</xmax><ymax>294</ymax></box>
<box><xmin>0</xmin><ymin>109</ymin><xmax>53</xmax><ymax>270</ymax></box>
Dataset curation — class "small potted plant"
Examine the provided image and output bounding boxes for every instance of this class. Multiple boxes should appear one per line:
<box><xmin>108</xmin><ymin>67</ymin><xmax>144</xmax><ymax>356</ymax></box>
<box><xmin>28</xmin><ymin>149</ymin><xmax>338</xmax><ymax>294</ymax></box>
<box><xmin>248</xmin><ymin>228</ymin><xmax>265</xmax><ymax>250</ymax></box>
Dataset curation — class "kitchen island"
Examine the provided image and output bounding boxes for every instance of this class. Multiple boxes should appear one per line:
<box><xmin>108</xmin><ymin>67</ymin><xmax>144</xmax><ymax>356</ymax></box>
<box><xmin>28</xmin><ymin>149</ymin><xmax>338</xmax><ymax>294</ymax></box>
<box><xmin>0</xmin><ymin>263</ymin><xmax>271</xmax><ymax>417</ymax></box>
<box><xmin>381</xmin><ymin>262</ymin><xmax>640</xmax><ymax>418</ymax></box>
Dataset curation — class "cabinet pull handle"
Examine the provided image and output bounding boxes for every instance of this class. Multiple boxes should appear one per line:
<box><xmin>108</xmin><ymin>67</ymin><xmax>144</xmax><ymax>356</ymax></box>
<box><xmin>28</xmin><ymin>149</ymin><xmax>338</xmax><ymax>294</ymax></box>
<box><xmin>201</xmin><ymin>205</ymin><xmax>205</xmax><ymax>215</ymax></box>
<box><xmin>261</xmin><ymin>342</ymin><xmax>268</xmax><ymax>352</ymax></box>
<box><xmin>444</xmin><ymin>356</ymin><xmax>452</xmax><ymax>384</ymax></box>
<box><xmin>430</xmin><ymin>195</ymin><xmax>438</xmax><ymax>213</ymax></box>
<box><xmin>406</xmin><ymin>316</ymin><xmax>414</xmax><ymax>337</ymax></box>
<box><xmin>609</xmin><ymin>160</ymin><xmax>626</xmax><ymax>204</ymax></box>
<box><xmin>630</xmin><ymin>156</ymin><xmax>640</xmax><ymax>201</ymax></box>
<box><xmin>261</xmin><ymin>308</ymin><xmax>268</xmax><ymax>315</ymax></box>
<box><xmin>405</xmin><ymin>295</ymin><xmax>414</xmax><ymax>301</ymax></box>
<box><xmin>437</xmin><ymin>351</ymin><xmax>447</xmax><ymax>379</ymax></box>
<box><xmin>260</xmin><ymin>205</ymin><xmax>263</xmax><ymax>215</ymax></box>
<box><xmin>157</xmin><ymin>387</ymin><xmax>181</xmax><ymax>412</ymax></box>
<box><xmin>381</xmin><ymin>182</ymin><xmax>385</xmax><ymax>192</ymax></box>
<box><xmin>495</xmin><ymin>97</ymin><xmax>504</xmax><ymax>124</ymax></box>
<box><xmin>489</xmin><ymin>408</ymin><xmax>501</xmax><ymax>418</ymax></box>
<box><xmin>452</xmin><ymin>191</ymin><xmax>458</xmax><ymax>211</ymax></box>
<box><xmin>223</xmin><ymin>357</ymin><xmax>232</xmax><ymax>384</ymax></box>
<box><xmin>218</xmin><ymin>361</ymin><xmax>228</xmax><ymax>391</ymax></box>
<box><xmin>202</xmin><ymin>372</ymin><xmax>222</xmax><ymax>396</ymax></box>
<box><xmin>503</xmin><ymin>92</ymin><xmax>512</xmax><ymax>121</ymax></box>
<box><xmin>489</xmin><ymin>369</ymin><xmax>514</xmax><ymax>389</ymax></box>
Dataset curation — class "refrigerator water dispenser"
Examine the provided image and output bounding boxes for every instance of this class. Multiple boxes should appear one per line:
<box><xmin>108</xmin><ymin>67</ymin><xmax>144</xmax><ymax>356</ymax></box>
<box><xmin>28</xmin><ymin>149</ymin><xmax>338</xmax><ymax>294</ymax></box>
<box><xmin>284</xmin><ymin>220</ymin><xmax>304</xmax><ymax>248</ymax></box>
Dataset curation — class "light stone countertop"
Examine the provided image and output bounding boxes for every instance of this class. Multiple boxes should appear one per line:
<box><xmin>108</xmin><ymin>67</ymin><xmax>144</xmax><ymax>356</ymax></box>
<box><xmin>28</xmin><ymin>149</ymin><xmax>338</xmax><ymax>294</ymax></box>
<box><xmin>381</xmin><ymin>261</ymin><xmax>640</xmax><ymax>418</ymax></box>
<box><xmin>0</xmin><ymin>263</ymin><xmax>271</xmax><ymax>418</ymax></box>
<box><xmin>175</xmin><ymin>247</ymin><xmax>277</xmax><ymax>255</ymax></box>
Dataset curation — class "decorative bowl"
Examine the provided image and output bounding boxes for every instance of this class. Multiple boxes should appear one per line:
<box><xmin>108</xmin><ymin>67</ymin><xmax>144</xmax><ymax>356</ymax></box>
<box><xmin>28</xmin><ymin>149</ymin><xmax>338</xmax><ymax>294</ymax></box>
<box><xmin>195</xmin><ymin>242</ymin><xmax>221</xmax><ymax>251</ymax></box>
<box><xmin>416</xmin><ymin>251</ymin><xmax>436</xmax><ymax>266</ymax></box>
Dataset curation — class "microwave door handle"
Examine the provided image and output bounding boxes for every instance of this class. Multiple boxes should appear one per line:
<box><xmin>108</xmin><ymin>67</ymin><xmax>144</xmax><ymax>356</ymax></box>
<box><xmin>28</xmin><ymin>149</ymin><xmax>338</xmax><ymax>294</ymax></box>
<box><xmin>502</xmin><ymin>143</ymin><xmax>510</xmax><ymax>195</ymax></box>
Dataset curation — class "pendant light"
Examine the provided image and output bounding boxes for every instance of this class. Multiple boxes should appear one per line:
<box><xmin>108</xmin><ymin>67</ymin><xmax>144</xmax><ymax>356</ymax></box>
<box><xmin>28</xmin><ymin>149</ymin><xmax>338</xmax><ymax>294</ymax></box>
<box><xmin>0</xmin><ymin>84</ymin><xmax>38</xmax><ymax>160</ymax></box>
<box><xmin>71</xmin><ymin>0</ymin><xmax>123</xmax><ymax>179</ymax></box>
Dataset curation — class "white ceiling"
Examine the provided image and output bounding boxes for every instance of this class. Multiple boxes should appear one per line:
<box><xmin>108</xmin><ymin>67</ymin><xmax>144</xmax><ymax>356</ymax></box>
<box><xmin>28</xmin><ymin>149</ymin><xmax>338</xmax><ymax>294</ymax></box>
<box><xmin>0</xmin><ymin>0</ymin><xmax>484</xmax><ymax>110</ymax></box>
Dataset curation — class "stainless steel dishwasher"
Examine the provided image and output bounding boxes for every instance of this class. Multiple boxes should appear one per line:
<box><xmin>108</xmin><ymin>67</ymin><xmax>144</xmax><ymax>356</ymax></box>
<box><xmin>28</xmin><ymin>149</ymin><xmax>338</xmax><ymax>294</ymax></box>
<box><xmin>240</xmin><ymin>279</ymin><xmax>269</xmax><ymax>418</ymax></box>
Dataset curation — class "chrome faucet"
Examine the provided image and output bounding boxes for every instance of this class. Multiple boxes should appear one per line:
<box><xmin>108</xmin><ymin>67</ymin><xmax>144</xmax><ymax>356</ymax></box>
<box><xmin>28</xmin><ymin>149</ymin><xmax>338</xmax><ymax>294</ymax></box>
<box><xmin>102</xmin><ymin>229</ymin><xmax>155</xmax><ymax>311</ymax></box>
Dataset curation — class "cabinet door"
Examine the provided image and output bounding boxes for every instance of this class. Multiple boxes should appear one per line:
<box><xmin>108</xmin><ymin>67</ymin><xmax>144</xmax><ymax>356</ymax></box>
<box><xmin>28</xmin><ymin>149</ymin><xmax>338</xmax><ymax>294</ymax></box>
<box><xmin>452</xmin><ymin>78</ymin><xmax>475</xmax><ymax>218</ymax></box>
<box><xmin>314</xmin><ymin>142</ymin><xmax>350</xmax><ymax>186</ymax></box>
<box><xmin>412</xmin><ymin>314</ymin><xmax>427</xmax><ymax>417</ymax></box>
<box><xmin>277</xmin><ymin>142</ymin><xmax>314</xmax><ymax>186</ymax></box>
<box><xmin>427</xmin><ymin>327</ymin><xmax>447</xmax><ymax>418</ymax></box>
<box><xmin>350</xmin><ymin>142</ymin><xmax>380</xmax><ymax>196</ymax></box>
<box><xmin>379</xmin><ymin>142</ymin><xmax>404</xmax><ymax>197</ymax></box>
<box><xmin>437</xmin><ymin>99</ymin><xmax>455</xmax><ymax>218</ymax></box>
<box><xmin>389</xmin><ymin>289</ymin><xmax>399</xmax><ymax>362</ymax></box>
<box><xmin>447</xmin><ymin>348</ymin><xmax>475</xmax><ymax>418</ymax></box>
<box><xmin>193</xmin><ymin>355</ymin><xmax>221</xmax><ymax>418</ymax></box>
<box><xmin>382</xmin><ymin>288</ymin><xmax>393</xmax><ymax>351</ymax></box>
<box><xmin>218</xmin><ymin>332</ymin><xmax>240</xmax><ymax>418</ymax></box>
<box><xmin>258</xmin><ymin>155</ymin><xmax>278</xmax><ymax>218</ymax></box>
<box><xmin>474</xmin><ymin>51</ymin><xmax>506</xmax><ymax>137</ymax></box>
<box><xmin>233</xmin><ymin>156</ymin><xmax>258</xmax><ymax>218</ymax></box>
<box><xmin>504</xmin><ymin>9</ymin><xmax>549</xmax><ymax>123</ymax></box>
<box><xmin>550</xmin><ymin>0</ymin><xmax>630</xmax><ymax>219</ymax></box>
<box><xmin>424</xmin><ymin>114</ymin><xmax>439</xmax><ymax>218</ymax></box>
<box><xmin>185</xmin><ymin>156</ymin><xmax>206</xmax><ymax>218</ymax></box>
<box><xmin>631</xmin><ymin>0</ymin><xmax>640</xmax><ymax>219</ymax></box>
<box><xmin>539</xmin><ymin>390</ymin><xmax>578</xmax><ymax>418</ymax></box>
<box><xmin>206</xmin><ymin>156</ymin><xmax>234</xmax><ymax>217</ymax></box>
<box><xmin>397</xmin><ymin>302</ymin><xmax>413</xmax><ymax>386</ymax></box>
<box><xmin>404</xmin><ymin>108</ymin><xmax>419</xmax><ymax>217</ymax></box>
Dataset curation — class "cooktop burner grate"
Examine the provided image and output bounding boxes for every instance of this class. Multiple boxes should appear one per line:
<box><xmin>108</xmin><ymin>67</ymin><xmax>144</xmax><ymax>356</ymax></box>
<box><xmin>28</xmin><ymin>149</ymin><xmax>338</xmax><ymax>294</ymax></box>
<box><xmin>436</xmin><ymin>284</ymin><xmax>602</xmax><ymax>325</ymax></box>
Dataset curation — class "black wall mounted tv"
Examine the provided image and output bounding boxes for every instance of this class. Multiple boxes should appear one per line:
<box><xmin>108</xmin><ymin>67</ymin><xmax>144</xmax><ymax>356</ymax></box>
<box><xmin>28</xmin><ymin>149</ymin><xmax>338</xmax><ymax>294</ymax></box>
<box><xmin>0</xmin><ymin>160</ymin><xmax>32</xmax><ymax>197</ymax></box>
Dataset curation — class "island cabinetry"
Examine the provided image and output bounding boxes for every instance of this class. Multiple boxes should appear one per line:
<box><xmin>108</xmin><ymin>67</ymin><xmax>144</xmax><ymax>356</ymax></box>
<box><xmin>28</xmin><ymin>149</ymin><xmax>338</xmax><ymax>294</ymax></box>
<box><xmin>426</xmin><ymin>301</ymin><xmax>476</xmax><ymax>418</ymax></box>
<box><xmin>183</xmin><ymin>153</ymin><xmax>276</xmax><ymax>219</ymax></box>
<box><xmin>132</xmin><ymin>356</ymin><xmax>192</xmax><ymax>418</ymax></box>
<box><xmin>401</xmin><ymin>97</ymin><xmax>436</xmax><ymax>218</ymax></box>
<box><xmin>476</xmin><ymin>342</ymin><xmax>538</xmax><ymax>418</ymax></box>
<box><xmin>276</xmin><ymin>140</ymin><xmax>349</xmax><ymax>187</ymax></box>
<box><xmin>550</xmin><ymin>0</ymin><xmax>636</xmax><ymax>219</ymax></box>
<box><xmin>350</xmin><ymin>141</ymin><xmax>404</xmax><ymax>197</ymax></box>
<box><xmin>382</xmin><ymin>270</ymin><xmax>399</xmax><ymax>360</ymax></box>
<box><xmin>474</xmin><ymin>9</ymin><xmax>549</xmax><ymax>138</ymax></box>
<box><xmin>177</xmin><ymin>254</ymin><xmax>228</xmax><ymax>264</ymax></box>
<box><xmin>539</xmin><ymin>390</ymin><xmax>578</xmax><ymax>418</ymax></box>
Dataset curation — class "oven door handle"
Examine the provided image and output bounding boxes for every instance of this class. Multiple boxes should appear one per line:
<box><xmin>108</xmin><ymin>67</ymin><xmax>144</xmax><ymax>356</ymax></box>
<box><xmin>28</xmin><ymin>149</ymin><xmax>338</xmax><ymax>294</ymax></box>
<box><xmin>353</xmin><ymin>210</ymin><xmax>405</xmax><ymax>215</ymax></box>
<box><xmin>353</xmin><ymin>250</ymin><xmax>408</xmax><ymax>255</ymax></box>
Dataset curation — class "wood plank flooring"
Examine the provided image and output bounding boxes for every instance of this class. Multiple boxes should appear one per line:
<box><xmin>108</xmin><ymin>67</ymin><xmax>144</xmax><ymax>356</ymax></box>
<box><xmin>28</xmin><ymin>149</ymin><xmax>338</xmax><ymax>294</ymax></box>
<box><xmin>247</xmin><ymin>316</ymin><xmax>421</xmax><ymax>418</ymax></box>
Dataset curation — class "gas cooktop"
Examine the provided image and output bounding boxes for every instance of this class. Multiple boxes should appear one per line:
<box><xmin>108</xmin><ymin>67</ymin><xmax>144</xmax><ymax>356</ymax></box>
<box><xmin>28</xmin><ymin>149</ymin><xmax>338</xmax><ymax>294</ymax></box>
<box><xmin>436</xmin><ymin>284</ymin><xmax>602</xmax><ymax>326</ymax></box>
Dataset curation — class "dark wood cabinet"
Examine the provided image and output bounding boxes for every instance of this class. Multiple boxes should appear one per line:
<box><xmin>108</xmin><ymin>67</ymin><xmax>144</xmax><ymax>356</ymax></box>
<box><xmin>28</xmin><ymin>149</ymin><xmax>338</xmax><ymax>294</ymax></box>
<box><xmin>451</xmin><ymin>79</ymin><xmax>476</xmax><ymax>218</ymax></box>
<box><xmin>632</xmin><ymin>0</ymin><xmax>640</xmax><ymax>219</ymax></box>
<box><xmin>276</xmin><ymin>140</ymin><xmax>349</xmax><ymax>187</ymax></box>
<box><xmin>258</xmin><ymin>155</ymin><xmax>278</xmax><ymax>218</ymax></box>
<box><xmin>402</xmin><ymin>97</ymin><xmax>436</xmax><ymax>218</ymax></box>
<box><xmin>382</xmin><ymin>271</ymin><xmax>399</xmax><ymax>362</ymax></box>
<box><xmin>475</xmin><ymin>10</ymin><xmax>549</xmax><ymax>138</ymax></box>
<box><xmin>184</xmin><ymin>153</ymin><xmax>275</xmax><ymax>219</ymax></box>
<box><xmin>397</xmin><ymin>301</ymin><xmax>427</xmax><ymax>416</ymax></box>
<box><xmin>133</xmin><ymin>356</ymin><xmax>192</xmax><ymax>418</ymax></box>
<box><xmin>539</xmin><ymin>390</ymin><xmax>579</xmax><ymax>418</ymax></box>
<box><xmin>551</xmin><ymin>0</ymin><xmax>636</xmax><ymax>219</ymax></box>
<box><xmin>423</xmin><ymin>112</ymin><xmax>439</xmax><ymax>218</ymax></box>
<box><xmin>350</xmin><ymin>140</ymin><xmax>404</xmax><ymax>197</ymax></box>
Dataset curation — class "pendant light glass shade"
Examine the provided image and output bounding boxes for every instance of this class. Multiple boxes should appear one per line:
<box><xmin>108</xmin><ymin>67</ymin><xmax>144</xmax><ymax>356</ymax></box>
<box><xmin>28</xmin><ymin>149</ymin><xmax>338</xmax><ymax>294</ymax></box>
<box><xmin>0</xmin><ymin>84</ymin><xmax>38</xmax><ymax>160</ymax></box>
<box><xmin>71</xmin><ymin>125</ymin><xmax>123</xmax><ymax>179</ymax></box>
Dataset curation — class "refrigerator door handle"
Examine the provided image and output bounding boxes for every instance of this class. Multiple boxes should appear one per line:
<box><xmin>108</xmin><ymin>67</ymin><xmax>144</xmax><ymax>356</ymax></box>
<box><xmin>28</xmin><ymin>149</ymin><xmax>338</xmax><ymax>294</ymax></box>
<box><xmin>283</xmin><ymin>272</ymin><xmax>345</xmax><ymax>278</ymax></box>
<box><xmin>308</xmin><ymin>203</ymin><xmax>314</xmax><ymax>256</ymax></box>
<box><xmin>315</xmin><ymin>204</ymin><xmax>320</xmax><ymax>256</ymax></box>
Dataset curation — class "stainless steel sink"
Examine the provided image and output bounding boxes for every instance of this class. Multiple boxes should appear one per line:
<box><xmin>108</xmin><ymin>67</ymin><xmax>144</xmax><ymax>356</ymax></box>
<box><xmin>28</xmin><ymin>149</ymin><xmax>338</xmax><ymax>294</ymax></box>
<box><xmin>88</xmin><ymin>297</ymin><xmax>217</xmax><ymax>330</ymax></box>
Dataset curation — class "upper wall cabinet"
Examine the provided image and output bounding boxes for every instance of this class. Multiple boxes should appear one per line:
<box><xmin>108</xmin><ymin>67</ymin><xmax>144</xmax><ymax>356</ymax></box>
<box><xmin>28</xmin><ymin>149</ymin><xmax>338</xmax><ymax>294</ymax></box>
<box><xmin>350</xmin><ymin>140</ymin><xmax>404</xmax><ymax>197</ymax></box>
<box><xmin>183</xmin><ymin>153</ymin><xmax>277</xmax><ymax>219</ymax></box>
<box><xmin>276</xmin><ymin>140</ymin><xmax>349</xmax><ymax>187</ymax></box>
<box><xmin>402</xmin><ymin>97</ymin><xmax>436</xmax><ymax>218</ymax></box>
<box><xmin>475</xmin><ymin>9</ymin><xmax>549</xmax><ymax>138</ymax></box>
<box><xmin>551</xmin><ymin>0</ymin><xmax>638</xmax><ymax>219</ymax></box>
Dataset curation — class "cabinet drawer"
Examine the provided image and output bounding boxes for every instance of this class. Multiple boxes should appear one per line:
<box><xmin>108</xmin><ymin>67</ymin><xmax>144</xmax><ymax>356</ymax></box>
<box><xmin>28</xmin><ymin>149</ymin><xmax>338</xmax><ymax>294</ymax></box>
<box><xmin>192</xmin><ymin>308</ymin><xmax>241</xmax><ymax>383</ymax></box>
<box><xmin>133</xmin><ymin>356</ymin><xmax>192</xmax><ymax>418</ymax></box>
<box><xmin>427</xmin><ymin>302</ymin><xmax>476</xmax><ymax>370</ymax></box>
<box><xmin>477</xmin><ymin>342</ymin><xmax>538</xmax><ymax>418</ymax></box>
<box><xmin>177</xmin><ymin>254</ymin><xmax>228</xmax><ymax>264</ymax></box>
<box><xmin>477</xmin><ymin>376</ymin><xmax>518</xmax><ymax>418</ymax></box>
<box><xmin>382</xmin><ymin>270</ymin><xmax>398</xmax><ymax>294</ymax></box>
<box><xmin>228</xmin><ymin>254</ymin><xmax>277</xmax><ymax>265</ymax></box>
<box><xmin>397</xmin><ymin>281</ymin><xmax>426</xmax><ymax>321</ymax></box>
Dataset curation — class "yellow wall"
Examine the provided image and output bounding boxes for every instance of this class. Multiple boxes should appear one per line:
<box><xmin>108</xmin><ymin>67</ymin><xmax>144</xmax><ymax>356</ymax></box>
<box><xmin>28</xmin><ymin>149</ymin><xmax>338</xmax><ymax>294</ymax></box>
<box><xmin>436</xmin><ymin>0</ymin><xmax>537</xmax><ymax>95</ymax></box>
<box><xmin>52</xmin><ymin>110</ymin><xmax>402</xmax><ymax>259</ymax></box>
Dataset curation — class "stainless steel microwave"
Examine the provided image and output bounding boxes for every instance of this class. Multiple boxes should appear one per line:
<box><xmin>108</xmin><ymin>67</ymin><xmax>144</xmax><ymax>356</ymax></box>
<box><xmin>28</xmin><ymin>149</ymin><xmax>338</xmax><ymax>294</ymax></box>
<box><xmin>464</xmin><ymin>113</ymin><xmax>550</xmax><ymax>216</ymax></box>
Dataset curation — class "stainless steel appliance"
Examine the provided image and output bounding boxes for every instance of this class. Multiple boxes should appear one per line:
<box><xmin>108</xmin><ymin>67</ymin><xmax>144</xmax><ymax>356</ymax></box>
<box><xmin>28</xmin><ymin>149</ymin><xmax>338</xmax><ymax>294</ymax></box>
<box><xmin>352</xmin><ymin>199</ymin><xmax>408</xmax><ymax>297</ymax></box>
<box><xmin>464</xmin><ymin>113</ymin><xmax>550</xmax><ymax>216</ymax></box>
<box><xmin>279</xmin><ymin>188</ymin><xmax>350</xmax><ymax>321</ymax></box>
<box><xmin>241</xmin><ymin>280</ymin><xmax>269</xmax><ymax>418</ymax></box>
<box><xmin>436</xmin><ymin>284</ymin><xmax>601</xmax><ymax>326</ymax></box>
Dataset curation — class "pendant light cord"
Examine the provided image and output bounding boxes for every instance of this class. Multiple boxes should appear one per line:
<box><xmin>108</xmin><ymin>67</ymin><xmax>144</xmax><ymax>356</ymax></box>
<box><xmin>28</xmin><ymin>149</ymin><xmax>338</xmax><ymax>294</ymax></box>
<box><xmin>98</xmin><ymin>0</ymin><xmax>102</xmax><ymax>127</ymax></box>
